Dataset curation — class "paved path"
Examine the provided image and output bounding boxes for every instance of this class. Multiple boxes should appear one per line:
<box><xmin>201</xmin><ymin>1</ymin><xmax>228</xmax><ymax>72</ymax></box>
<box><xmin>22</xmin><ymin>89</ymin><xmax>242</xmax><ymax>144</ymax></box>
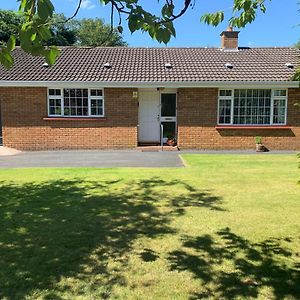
<box><xmin>0</xmin><ymin>150</ymin><xmax>184</xmax><ymax>168</ymax></box>
<box><xmin>0</xmin><ymin>149</ymin><xmax>296</xmax><ymax>169</ymax></box>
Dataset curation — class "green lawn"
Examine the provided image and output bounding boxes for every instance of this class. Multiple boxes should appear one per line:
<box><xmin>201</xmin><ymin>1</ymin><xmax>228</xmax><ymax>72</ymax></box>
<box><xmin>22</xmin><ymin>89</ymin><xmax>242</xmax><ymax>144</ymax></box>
<box><xmin>0</xmin><ymin>154</ymin><xmax>300</xmax><ymax>300</ymax></box>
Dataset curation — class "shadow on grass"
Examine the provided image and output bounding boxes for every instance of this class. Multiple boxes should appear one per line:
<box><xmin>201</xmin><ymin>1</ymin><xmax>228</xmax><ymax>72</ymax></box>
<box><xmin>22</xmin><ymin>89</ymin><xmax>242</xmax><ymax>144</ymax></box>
<box><xmin>168</xmin><ymin>227</ymin><xmax>300</xmax><ymax>299</ymax></box>
<box><xmin>0</xmin><ymin>177</ymin><xmax>222</xmax><ymax>299</ymax></box>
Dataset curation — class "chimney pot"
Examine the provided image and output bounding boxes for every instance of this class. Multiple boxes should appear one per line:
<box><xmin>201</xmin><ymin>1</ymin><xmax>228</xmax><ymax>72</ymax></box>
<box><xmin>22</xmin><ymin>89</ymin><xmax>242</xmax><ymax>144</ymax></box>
<box><xmin>221</xmin><ymin>27</ymin><xmax>240</xmax><ymax>49</ymax></box>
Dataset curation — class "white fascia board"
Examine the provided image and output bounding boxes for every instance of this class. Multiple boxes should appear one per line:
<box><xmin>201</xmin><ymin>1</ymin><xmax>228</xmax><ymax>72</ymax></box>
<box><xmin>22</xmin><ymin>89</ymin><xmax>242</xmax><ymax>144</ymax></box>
<box><xmin>0</xmin><ymin>80</ymin><xmax>299</xmax><ymax>88</ymax></box>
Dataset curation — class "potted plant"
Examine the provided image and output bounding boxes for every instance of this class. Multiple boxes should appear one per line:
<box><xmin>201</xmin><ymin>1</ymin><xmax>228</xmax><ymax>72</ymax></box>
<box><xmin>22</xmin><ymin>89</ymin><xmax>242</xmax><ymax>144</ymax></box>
<box><xmin>166</xmin><ymin>135</ymin><xmax>177</xmax><ymax>146</ymax></box>
<box><xmin>255</xmin><ymin>136</ymin><xmax>265</xmax><ymax>152</ymax></box>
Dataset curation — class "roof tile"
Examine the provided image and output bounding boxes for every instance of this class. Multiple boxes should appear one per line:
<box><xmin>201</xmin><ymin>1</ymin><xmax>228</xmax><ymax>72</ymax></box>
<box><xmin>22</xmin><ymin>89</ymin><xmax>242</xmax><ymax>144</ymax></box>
<box><xmin>0</xmin><ymin>47</ymin><xmax>299</xmax><ymax>82</ymax></box>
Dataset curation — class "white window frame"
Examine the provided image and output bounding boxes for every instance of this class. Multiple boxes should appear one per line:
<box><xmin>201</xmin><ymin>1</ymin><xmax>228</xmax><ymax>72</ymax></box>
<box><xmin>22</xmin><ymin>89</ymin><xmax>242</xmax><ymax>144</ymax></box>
<box><xmin>89</xmin><ymin>89</ymin><xmax>105</xmax><ymax>117</ymax></box>
<box><xmin>217</xmin><ymin>89</ymin><xmax>234</xmax><ymax>125</ymax></box>
<box><xmin>48</xmin><ymin>89</ymin><xmax>63</xmax><ymax>117</ymax></box>
<box><xmin>272</xmin><ymin>89</ymin><xmax>288</xmax><ymax>125</ymax></box>
<box><xmin>217</xmin><ymin>88</ymin><xmax>288</xmax><ymax>126</ymax></box>
<box><xmin>47</xmin><ymin>88</ymin><xmax>105</xmax><ymax>118</ymax></box>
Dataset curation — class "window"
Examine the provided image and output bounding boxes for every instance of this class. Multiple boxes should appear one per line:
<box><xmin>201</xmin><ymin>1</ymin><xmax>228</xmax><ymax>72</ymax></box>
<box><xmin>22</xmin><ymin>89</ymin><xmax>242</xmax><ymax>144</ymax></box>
<box><xmin>90</xmin><ymin>89</ymin><xmax>104</xmax><ymax>116</ymax></box>
<box><xmin>273</xmin><ymin>99</ymin><xmax>286</xmax><ymax>124</ymax></box>
<box><xmin>48</xmin><ymin>88</ymin><xmax>104</xmax><ymax>117</ymax></box>
<box><xmin>218</xmin><ymin>89</ymin><xmax>287</xmax><ymax>125</ymax></box>
<box><xmin>48</xmin><ymin>89</ymin><xmax>62</xmax><ymax>116</ymax></box>
<box><xmin>219</xmin><ymin>90</ymin><xmax>232</xmax><ymax>97</ymax></box>
<box><xmin>161</xmin><ymin>93</ymin><xmax>176</xmax><ymax>117</ymax></box>
<box><xmin>219</xmin><ymin>99</ymin><xmax>232</xmax><ymax>124</ymax></box>
<box><xmin>233</xmin><ymin>89</ymin><xmax>271</xmax><ymax>125</ymax></box>
<box><xmin>272</xmin><ymin>90</ymin><xmax>287</xmax><ymax>125</ymax></box>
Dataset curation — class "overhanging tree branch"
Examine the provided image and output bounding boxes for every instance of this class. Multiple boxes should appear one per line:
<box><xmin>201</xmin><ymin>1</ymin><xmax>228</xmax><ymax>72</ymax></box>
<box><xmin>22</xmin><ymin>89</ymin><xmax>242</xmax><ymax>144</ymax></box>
<box><xmin>0</xmin><ymin>0</ymin><xmax>272</xmax><ymax>69</ymax></box>
<box><xmin>65</xmin><ymin>0</ymin><xmax>83</xmax><ymax>23</ymax></box>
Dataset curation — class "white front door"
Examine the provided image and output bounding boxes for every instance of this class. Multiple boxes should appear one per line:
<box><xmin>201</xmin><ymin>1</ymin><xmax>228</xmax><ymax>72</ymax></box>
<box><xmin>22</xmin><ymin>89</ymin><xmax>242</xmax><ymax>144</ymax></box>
<box><xmin>138</xmin><ymin>91</ymin><xmax>160</xmax><ymax>143</ymax></box>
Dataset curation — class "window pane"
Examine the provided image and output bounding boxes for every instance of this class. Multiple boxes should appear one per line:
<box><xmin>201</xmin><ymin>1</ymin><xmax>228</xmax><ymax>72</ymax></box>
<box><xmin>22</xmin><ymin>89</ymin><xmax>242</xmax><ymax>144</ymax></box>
<box><xmin>49</xmin><ymin>99</ymin><xmax>55</xmax><ymax>106</ymax></box>
<box><xmin>70</xmin><ymin>89</ymin><xmax>75</xmax><ymax>97</ymax></box>
<box><xmin>55</xmin><ymin>107</ymin><xmax>61</xmax><ymax>115</ymax></box>
<box><xmin>49</xmin><ymin>107</ymin><xmax>55</xmax><ymax>115</ymax></box>
<box><xmin>64</xmin><ymin>89</ymin><xmax>70</xmax><ymax>97</ymax></box>
<box><xmin>161</xmin><ymin>122</ymin><xmax>176</xmax><ymax>139</ymax></box>
<box><xmin>76</xmin><ymin>98</ymin><xmax>82</xmax><ymax>106</ymax></box>
<box><xmin>90</xmin><ymin>99</ymin><xmax>103</xmax><ymax>116</ymax></box>
<box><xmin>218</xmin><ymin>99</ymin><xmax>231</xmax><ymax>124</ymax></box>
<box><xmin>83</xmin><ymin>107</ymin><xmax>88</xmax><ymax>115</ymax></box>
<box><xmin>233</xmin><ymin>89</ymin><xmax>271</xmax><ymax>125</ymax></box>
<box><xmin>76</xmin><ymin>89</ymin><xmax>83</xmax><ymax>97</ymax></box>
<box><xmin>49</xmin><ymin>98</ymin><xmax>62</xmax><ymax>116</ymax></box>
<box><xmin>274</xmin><ymin>90</ymin><xmax>286</xmax><ymax>97</ymax></box>
<box><xmin>91</xmin><ymin>89</ymin><xmax>103</xmax><ymax>96</ymax></box>
<box><xmin>220</xmin><ymin>90</ymin><xmax>232</xmax><ymax>97</ymax></box>
<box><xmin>64</xmin><ymin>108</ymin><xmax>70</xmax><ymax>116</ymax></box>
<box><xmin>83</xmin><ymin>89</ymin><xmax>88</xmax><ymax>97</ymax></box>
<box><xmin>49</xmin><ymin>89</ymin><xmax>61</xmax><ymax>96</ymax></box>
<box><xmin>161</xmin><ymin>94</ymin><xmax>176</xmax><ymax>117</ymax></box>
<box><xmin>273</xmin><ymin>99</ymin><xmax>286</xmax><ymax>124</ymax></box>
<box><xmin>63</xmin><ymin>89</ymin><xmax>89</xmax><ymax>116</ymax></box>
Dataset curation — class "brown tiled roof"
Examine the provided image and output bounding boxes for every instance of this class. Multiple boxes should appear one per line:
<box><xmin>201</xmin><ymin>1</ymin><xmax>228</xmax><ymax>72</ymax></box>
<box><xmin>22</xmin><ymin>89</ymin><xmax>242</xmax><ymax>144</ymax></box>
<box><xmin>0</xmin><ymin>46</ymin><xmax>299</xmax><ymax>82</ymax></box>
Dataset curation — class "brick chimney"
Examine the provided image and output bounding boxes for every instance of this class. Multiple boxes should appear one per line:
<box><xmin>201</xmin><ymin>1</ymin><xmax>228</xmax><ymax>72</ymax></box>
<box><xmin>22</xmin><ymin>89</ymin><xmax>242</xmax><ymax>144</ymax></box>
<box><xmin>221</xmin><ymin>27</ymin><xmax>240</xmax><ymax>49</ymax></box>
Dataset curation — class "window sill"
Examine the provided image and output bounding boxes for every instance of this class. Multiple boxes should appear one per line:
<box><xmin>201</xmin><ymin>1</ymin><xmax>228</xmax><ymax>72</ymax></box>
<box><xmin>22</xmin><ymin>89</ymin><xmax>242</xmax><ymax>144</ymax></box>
<box><xmin>215</xmin><ymin>125</ymin><xmax>292</xmax><ymax>130</ymax></box>
<box><xmin>43</xmin><ymin>117</ymin><xmax>107</xmax><ymax>121</ymax></box>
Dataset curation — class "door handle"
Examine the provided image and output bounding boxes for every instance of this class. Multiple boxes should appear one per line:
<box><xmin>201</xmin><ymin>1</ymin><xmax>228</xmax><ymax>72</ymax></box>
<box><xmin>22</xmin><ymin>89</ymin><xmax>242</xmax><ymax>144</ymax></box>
<box><xmin>157</xmin><ymin>115</ymin><xmax>160</xmax><ymax>121</ymax></box>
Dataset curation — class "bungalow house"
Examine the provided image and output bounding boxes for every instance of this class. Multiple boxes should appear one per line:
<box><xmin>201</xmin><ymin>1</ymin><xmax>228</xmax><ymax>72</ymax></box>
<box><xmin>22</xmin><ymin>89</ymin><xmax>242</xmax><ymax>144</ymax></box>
<box><xmin>0</xmin><ymin>28</ymin><xmax>299</xmax><ymax>151</ymax></box>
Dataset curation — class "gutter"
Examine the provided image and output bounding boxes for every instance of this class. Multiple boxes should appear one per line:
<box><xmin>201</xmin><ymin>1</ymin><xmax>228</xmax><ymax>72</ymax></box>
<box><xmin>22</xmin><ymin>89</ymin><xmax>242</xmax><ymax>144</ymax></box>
<box><xmin>0</xmin><ymin>80</ymin><xmax>299</xmax><ymax>88</ymax></box>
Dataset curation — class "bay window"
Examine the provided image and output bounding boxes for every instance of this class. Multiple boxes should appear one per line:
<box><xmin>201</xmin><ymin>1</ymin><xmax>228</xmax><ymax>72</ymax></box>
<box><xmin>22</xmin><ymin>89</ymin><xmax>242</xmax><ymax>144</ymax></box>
<box><xmin>48</xmin><ymin>88</ymin><xmax>104</xmax><ymax>117</ymax></box>
<box><xmin>218</xmin><ymin>89</ymin><xmax>287</xmax><ymax>125</ymax></box>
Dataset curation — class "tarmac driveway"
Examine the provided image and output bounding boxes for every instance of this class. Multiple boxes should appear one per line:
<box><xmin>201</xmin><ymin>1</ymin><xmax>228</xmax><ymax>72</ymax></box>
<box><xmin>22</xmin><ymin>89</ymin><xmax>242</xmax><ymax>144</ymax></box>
<box><xmin>0</xmin><ymin>150</ymin><xmax>184</xmax><ymax>168</ymax></box>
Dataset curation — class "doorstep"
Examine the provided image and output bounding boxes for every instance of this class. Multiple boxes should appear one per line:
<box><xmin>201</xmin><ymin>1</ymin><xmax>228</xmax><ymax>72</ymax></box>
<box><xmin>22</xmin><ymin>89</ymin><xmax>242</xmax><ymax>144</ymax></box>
<box><xmin>0</xmin><ymin>146</ymin><xmax>22</xmax><ymax>156</ymax></box>
<box><xmin>136</xmin><ymin>146</ymin><xmax>179</xmax><ymax>152</ymax></box>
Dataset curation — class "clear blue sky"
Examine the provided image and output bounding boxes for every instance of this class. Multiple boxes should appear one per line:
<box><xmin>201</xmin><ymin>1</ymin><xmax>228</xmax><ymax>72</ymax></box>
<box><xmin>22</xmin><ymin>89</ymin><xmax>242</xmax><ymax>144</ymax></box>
<box><xmin>1</xmin><ymin>0</ymin><xmax>299</xmax><ymax>47</ymax></box>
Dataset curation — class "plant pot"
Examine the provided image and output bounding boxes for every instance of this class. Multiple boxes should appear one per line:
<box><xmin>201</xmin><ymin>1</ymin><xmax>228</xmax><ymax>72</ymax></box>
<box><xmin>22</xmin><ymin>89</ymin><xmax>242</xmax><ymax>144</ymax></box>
<box><xmin>256</xmin><ymin>144</ymin><xmax>265</xmax><ymax>152</ymax></box>
<box><xmin>166</xmin><ymin>139</ymin><xmax>177</xmax><ymax>147</ymax></box>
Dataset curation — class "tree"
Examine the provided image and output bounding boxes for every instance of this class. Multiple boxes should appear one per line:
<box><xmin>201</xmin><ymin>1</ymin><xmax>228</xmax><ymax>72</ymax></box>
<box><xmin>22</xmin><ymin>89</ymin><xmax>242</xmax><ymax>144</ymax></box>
<box><xmin>0</xmin><ymin>10</ymin><xmax>126</xmax><ymax>47</ymax></box>
<box><xmin>0</xmin><ymin>0</ymin><xmax>270</xmax><ymax>68</ymax></box>
<box><xmin>75</xmin><ymin>18</ymin><xmax>127</xmax><ymax>47</ymax></box>
<box><xmin>0</xmin><ymin>10</ymin><xmax>23</xmax><ymax>45</ymax></box>
<box><xmin>47</xmin><ymin>13</ymin><xmax>77</xmax><ymax>46</ymax></box>
<box><xmin>0</xmin><ymin>10</ymin><xmax>77</xmax><ymax>47</ymax></box>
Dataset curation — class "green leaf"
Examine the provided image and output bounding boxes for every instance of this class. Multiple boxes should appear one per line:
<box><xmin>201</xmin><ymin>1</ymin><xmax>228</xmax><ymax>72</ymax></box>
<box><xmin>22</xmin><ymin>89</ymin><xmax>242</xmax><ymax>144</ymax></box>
<box><xmin>201</xmin><ymin>12</ymin><xmax>224</xmax><ymax>27</ymax></box>
<box><xmin>37</xmin><ymin>25</ymin><xmax>52</xmax><ymax>40</ymax></box>
<box><xmin>117</xmin><ymin>25</ymin><xmax>123</xmax><ymax>34</ymax></box>
<box><xmin>165</xmin><ymin>22</ymin><xmax>176</xmax><ymax>37</ymax></box>
<box><xmin>155</xmin><ymin>27</ymin><xmax>171</xmax><ymax>44</ymax></box>
<box><xmin>0</xmin><ymin>49</ymin><xmax>14</xmax><ymax>69</ymax></box>
<box><xmin>37</xmin><ymin>0</ymin><xmax>54</xmax><ymax>21</ymax></box>
<box><xmin>128</xmin><ymin>15</ymin><xmax>139</xmax><ymax>33</ymax></box>
<box><xmin>18</xmin><ymin>0</ymin><xmax>27</xmax><ymax>11</ymax></box>
<box><xmin>6</xmin><ymin>35</ymin><xmax>16</xmax><ymax>52</ymax></box>
<box><xmin>293</xmin><ymin>68</ymin><xmax>300</xmax><ymax>81</ymax></box>
<box><xmin>162</xmin><ymin>4</ymin><xmax>174</xmax><ymax>18</ymax></box>
<box><xmin>44</xmin><ymin>46</ymin><xmax>60</xmax><ymax>66</ymax></box>
<box><xmin>18</xmin><ymin>0</ymin><xmax>34</xmax><ymax>12</ymax></box>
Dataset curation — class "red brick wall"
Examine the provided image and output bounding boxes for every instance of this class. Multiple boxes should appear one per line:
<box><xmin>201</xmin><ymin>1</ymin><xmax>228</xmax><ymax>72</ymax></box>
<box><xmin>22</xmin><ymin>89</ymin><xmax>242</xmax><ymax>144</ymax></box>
<box><xmin>221</xmin><ymin>35</ymin><xmax>238</xmax><ymax>49</ymax></box>
<box><xmin>0</xmin><ymin>87</ymin><xmax>138</xmax><ymax>150</ymax></box>
<box><xmin>1</xmin><ymin>86</ymin><xmax>299</xmax><ymax>151</ymax></box>
<box><xmin>177</xmin><ymin>88</ymin><xmax>300</xmax><ymax>150</ymax></box>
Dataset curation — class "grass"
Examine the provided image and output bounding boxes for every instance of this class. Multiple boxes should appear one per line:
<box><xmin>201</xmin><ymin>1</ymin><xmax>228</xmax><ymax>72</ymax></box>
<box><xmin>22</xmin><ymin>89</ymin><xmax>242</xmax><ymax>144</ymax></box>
<box><xmin>0</xmin><ymin>154</ymin><xmax>299</xmax><ymax>299</ymax></box>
